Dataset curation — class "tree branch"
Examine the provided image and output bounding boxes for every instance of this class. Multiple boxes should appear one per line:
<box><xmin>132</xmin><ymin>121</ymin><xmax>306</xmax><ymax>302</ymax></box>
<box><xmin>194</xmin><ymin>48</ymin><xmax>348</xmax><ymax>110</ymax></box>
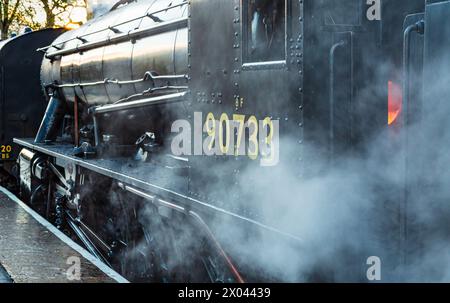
<box><xmin>9</xmin><ymin>0</ymin><xmax>22</xmax><ymax>24</ymax></box>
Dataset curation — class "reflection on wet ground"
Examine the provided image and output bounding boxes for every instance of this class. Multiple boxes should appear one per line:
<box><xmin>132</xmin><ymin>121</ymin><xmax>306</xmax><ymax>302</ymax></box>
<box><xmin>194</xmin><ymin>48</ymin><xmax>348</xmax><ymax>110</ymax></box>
<box><xmin>0</xmin><ymin>189</ymin><xmax>116</xmax><ymax>283</ymax></box>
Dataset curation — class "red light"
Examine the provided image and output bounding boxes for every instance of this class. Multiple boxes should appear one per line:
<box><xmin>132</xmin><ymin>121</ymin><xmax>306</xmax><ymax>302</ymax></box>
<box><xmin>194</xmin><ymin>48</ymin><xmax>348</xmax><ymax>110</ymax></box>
<box><xmin>388</xmin><ymin>80</ymin><xmax>403</xmax><ymax>126</ymax></box>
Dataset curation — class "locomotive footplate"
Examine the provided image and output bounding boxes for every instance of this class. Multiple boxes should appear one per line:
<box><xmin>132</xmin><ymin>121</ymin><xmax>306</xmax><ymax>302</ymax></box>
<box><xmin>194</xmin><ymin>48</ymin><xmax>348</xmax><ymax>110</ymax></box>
<box><xmin>13</xmin><ymin>138</ymin><xmax>302</xmax><ymax>243</ymax></box>
<box><xmin>14</xmin><ymin>138</ymin><xmax>190</xmax><ymax>202</ymax></box>
<box><xmin>0</xmin><ymin>186</ymin><xmax>127</xmax><ymax>283</ymax></box>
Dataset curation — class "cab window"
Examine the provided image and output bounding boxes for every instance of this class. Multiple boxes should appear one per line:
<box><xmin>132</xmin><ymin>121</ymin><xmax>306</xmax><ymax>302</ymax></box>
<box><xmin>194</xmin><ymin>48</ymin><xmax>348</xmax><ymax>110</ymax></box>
<box><xmin>244</xmin><ymin>0</ymin><xmax>287</xmax><ymax>63</ymax></box>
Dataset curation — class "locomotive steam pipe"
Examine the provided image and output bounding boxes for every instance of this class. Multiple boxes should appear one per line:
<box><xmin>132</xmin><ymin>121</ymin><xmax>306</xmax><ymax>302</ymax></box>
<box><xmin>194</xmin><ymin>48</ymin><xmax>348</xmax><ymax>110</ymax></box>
<box><xmin>34</xmin><ymin>93</ymin><xmax>67</xmax><ymax>144</ymax></box>
<box><xmin>92</xmin><ymin>115</ymin><xmax>100</xmax><ymax>147</ymax></box>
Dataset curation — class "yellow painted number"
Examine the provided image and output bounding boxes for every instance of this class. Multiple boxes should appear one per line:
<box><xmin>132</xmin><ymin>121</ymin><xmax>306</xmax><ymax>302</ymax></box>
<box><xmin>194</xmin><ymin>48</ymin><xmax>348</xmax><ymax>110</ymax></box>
<box><xmin>219</xmin><ymin>113</ymin><xmax>230</xmax><ymax>154</ymax></box>
<box><xmin>205</xmin><ymin>112</ymin><xmax>216</xmax><ymax>151</ymax></box>
<box><xmin>247</xmin><ymin>116</ymin><xmax>259</xmax><ymax>160</ymax></box>
<box><xmin>233</xmin><ymin>114</ymin><xmax>246</xmax><ymax>155</ymax></box>
<box><xmin>262</xmin><ymin>117</ymin><xmax>275</xmax><ymax>161</ymax></box>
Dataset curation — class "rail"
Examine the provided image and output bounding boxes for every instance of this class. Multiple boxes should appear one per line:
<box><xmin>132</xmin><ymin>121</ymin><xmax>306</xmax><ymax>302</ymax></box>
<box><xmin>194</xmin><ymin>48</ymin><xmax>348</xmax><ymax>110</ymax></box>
<box><xmin>90</xmin><ymin>91</ymin><xmax>187</xmax><ymax>115</ymax></box>
<box><xmin>329</xmin><ymin>40</ymin><xmax>346</xmax><ymax>158</ymax></box>
<box><xmin>54</xmin><ymin>71</ymin><xmax>188</xmax><ymax>89</ymax></box>
<box><xmin>45</xmin><ymin>17</ymin><xmax>188</xmax><ymax>58</ymax></box>
<box><xmin>401</xmin><ymin>19</ymin><xmax>425</xmax><ymax>266</ymax></box>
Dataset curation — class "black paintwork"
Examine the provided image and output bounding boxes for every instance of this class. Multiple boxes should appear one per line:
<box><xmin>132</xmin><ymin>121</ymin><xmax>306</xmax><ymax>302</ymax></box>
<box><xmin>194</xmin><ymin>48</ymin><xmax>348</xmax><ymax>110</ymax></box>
<box><xmin>0</xmin><ymin>29</ymin><xmax>64</xmax><ymax>172</ymax></box>
<box><xmin>3</xmin><ymin>0</ymin><xmax>439</xmax><ymax>282</ymax></box>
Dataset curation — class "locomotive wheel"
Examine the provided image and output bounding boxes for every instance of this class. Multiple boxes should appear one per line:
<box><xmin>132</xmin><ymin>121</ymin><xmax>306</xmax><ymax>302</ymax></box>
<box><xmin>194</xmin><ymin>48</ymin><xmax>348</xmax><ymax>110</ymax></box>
<box><xmin>77</xmin><ymin>179</ymin><xmax>156</xmax><ymax>281</ymax></box>
<box><xmin>109</xmin><ymin>197</ymin><xmax>155</xmax><ymax>282</ymax></box>
<box><xmin>66</xmin><ymin>172</ymin><xmax>242</xmax><ymax>282</ymax></box>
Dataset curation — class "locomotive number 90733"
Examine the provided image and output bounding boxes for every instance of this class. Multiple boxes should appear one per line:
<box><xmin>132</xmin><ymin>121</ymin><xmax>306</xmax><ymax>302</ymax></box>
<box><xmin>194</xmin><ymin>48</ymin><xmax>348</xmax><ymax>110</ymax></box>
<box><xmin>171</xmin><ymin>112</ymin><xmax>280</xmax><ymax>167</ymax></box>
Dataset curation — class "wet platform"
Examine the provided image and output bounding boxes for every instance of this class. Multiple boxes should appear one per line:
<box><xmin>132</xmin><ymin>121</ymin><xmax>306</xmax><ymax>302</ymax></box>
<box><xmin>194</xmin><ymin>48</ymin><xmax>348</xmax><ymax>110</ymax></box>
<box><xmin>0</xmin><ymin>186</ymin><xmax>128</xmax><ymax>283</ymax></box>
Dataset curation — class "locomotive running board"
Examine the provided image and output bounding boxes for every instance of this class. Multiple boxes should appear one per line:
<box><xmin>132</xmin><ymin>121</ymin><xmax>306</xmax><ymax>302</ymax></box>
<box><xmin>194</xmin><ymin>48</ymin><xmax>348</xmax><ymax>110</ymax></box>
<box><xmin>14</xmin><ymin>138</ymin><xmax>302</xmax><ymax>243</ymax></box>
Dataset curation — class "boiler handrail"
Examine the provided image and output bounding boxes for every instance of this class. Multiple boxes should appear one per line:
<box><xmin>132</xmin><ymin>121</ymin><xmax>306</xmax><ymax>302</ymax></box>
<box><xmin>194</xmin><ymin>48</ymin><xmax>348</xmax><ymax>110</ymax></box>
<box><xmin>36</xmin><ymin>1</ymin><xmax>188</xmax><ymax>54</ymax></box>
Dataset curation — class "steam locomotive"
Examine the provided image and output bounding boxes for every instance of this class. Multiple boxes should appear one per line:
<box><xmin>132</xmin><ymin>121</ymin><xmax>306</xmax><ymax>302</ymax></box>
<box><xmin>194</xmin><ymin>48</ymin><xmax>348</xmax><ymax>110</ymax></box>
<box><xmin>0</xmin><ymin>0</ymin><xmax>445</xmax><ymax>282</ymax></box>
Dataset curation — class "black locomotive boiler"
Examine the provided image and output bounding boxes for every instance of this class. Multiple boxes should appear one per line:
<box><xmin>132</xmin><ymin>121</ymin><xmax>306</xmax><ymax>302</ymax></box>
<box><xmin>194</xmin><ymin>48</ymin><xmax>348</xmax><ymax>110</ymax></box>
<box><xmin>1</xmin><ymin>0</ymin><xmax>441</xmax><ymax>282</ymax></box>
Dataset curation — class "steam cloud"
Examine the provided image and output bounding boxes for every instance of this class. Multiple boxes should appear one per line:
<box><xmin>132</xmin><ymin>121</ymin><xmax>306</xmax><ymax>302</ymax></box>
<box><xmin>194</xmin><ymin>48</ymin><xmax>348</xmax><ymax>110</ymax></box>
<box><xmin>78</xmin><ymin>1</ymin><xmax>450</xmax><ymax>283</ymax></box>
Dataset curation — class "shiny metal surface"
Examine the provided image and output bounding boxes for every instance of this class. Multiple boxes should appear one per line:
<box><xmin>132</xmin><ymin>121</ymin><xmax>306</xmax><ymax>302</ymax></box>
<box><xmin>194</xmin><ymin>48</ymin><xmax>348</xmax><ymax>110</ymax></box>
<box><xmin>58</xmin><ymin>26</ymin><xmax>90</xmax><ymax>102</ymax></box>
<box><xmin>54</xmin><ymin>72</ymin><xmax>187</xmax><ymax>88</ymax></box>
<box><xmin>92</xmin><ymin>91</ymin><xmax>187</xmax><ymax>114</ymax></box>
<box><xmin>132</xmin><ymin>30</ymin><xmax>177</xmax><ymax>93</ymax></box>
<box><xmin>60</xmin><ymin>53</ymin><xmax>76</xmax><ymax>101</ymax></box>
<box><xmin>80</xmin><ymin>48</ymin><xmax>108</xmax><ymax>104</ymax></box>
<box><xmin>174</xmin><ymin>28</ymin><xmax>188</xmax><ymax>74</ymax></box>
<box><xmin>103</xmin><ymin>39</ymin><xmax>136</xmax><ymax>102</ymax></box>
<box><xmin>41</xmin><ymin>0</ymin><xmax>188</xmax><ymax>105</ymax></box>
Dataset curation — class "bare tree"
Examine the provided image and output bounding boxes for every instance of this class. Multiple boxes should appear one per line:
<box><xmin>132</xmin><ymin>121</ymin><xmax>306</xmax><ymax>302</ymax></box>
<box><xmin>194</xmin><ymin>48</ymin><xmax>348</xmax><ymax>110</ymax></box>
<box><xmin>39</xmin><ymin>0</ymin><xmax>88</xmax><ymax>28</ymax></box>
<box><xmin>39</xmin><ymin>0</ymin><xmax>75</xmax><ymax>28</ymax></box>
<box><xmin>0</xmin><ymin>0</ymin><xmax>22</xmax><ymax>40</ymax></box>
<box><xmin>0</xmin><ymin>0</ymin><xmax>88</xmax><ymax>39</ymax></box>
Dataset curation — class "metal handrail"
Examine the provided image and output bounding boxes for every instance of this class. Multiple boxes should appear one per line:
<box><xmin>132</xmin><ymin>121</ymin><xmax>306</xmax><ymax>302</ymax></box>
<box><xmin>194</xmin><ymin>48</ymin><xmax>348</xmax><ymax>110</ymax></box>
<box><xmin>401</xmin><ymin>19</ymin><xmax>425</xmax><ymax>266</ymax></box>
<box><xmin>329</xmin><ymin>40</ymin><xmax>345</xmax><ymax>158</ymax></box>
<box><xmin>37</xmin><ymin>1</ymin><xmax>188</xmax><ymax>53</ymax></box>
<box><xmin>54</xmin><ymin>71</ymin><xmax>188</xmax><ymax>89</ymax></box>
<box><xmin>90</xmin><ymin>91</ymin><xmax>187</xmax><ymax>115</ymax></box>
<box><xmin>45</xmin><ymin>17</ymin><xmax>188</xmax><ymax>58</ymax></box>
<box><xmin>113</xmin><ymin>85</ymin><xmax>189</xmax><ymax>104</ymax></box>
<box><xmin>403</xmin><ymin>20</ymin><xmax>424</xmax><ymax>129</ymax></box>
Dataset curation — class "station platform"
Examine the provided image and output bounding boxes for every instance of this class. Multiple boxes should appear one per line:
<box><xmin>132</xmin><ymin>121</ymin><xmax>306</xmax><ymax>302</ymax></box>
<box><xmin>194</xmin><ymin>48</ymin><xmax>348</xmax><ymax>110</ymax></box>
<box><xmin>0</xmin><ymin>186</ymin><xmax>128</xmax><ymax>283</ymax></box>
